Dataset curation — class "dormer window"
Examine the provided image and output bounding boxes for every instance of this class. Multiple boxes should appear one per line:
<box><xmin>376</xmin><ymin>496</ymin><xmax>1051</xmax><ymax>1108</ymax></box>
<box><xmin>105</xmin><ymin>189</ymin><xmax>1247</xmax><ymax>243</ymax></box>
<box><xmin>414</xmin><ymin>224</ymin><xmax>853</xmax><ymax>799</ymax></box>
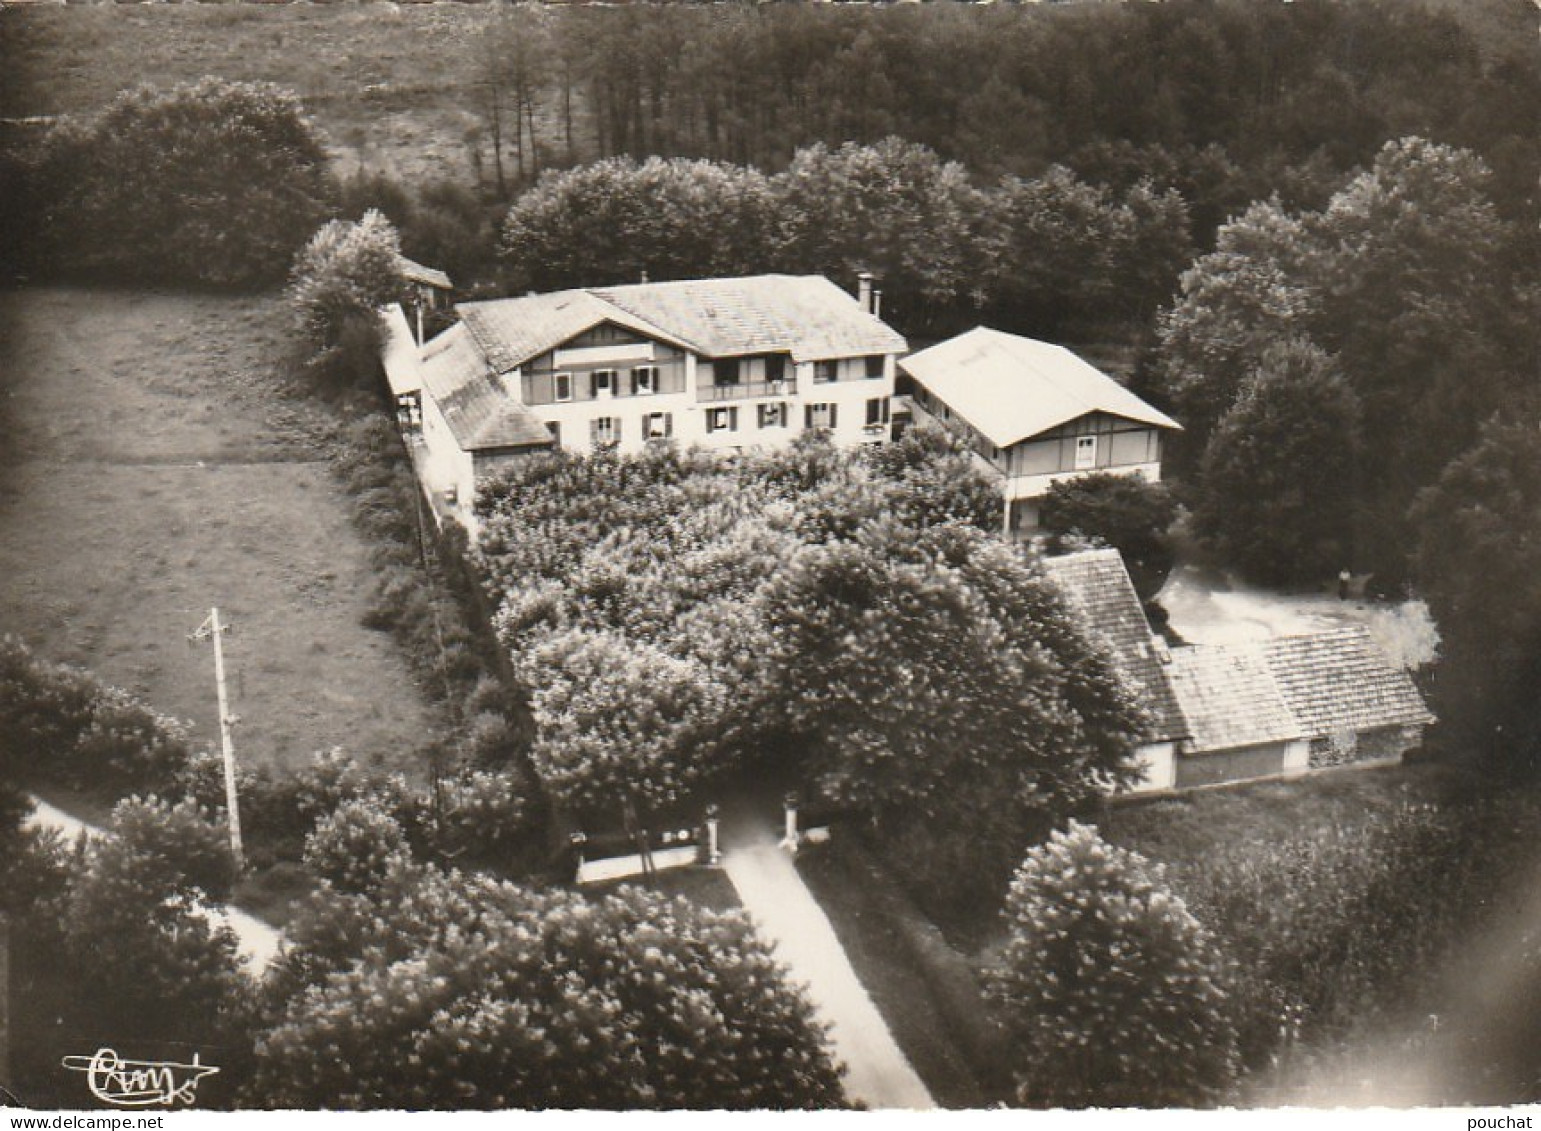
<box><xmin>554</xmin><ymin>372</ymin><xmax>573</xmax><ymax>402</ymax></box>
<box><xmin>814</xmin><ymin>360</ymin><xmax>839</xmax><ymax>384</ymax></box>
<box><xmin>632</xmin><ymin>365</ymin><xmax>658</xmax><ymax>396</ymax></box>
<box><xmin>865</xmin><ymin>354</ymin><xmax>885</xmax><ymax>379</ymax></box>
<box><xmin>593</xmin><ymin>368</ymin><xmax>616</xmax><ymax>396</ymax></box>
<box><xmin>713</xmin><ymin>359</ymin><xmax>741</xmax><ymax>387</ymax></box>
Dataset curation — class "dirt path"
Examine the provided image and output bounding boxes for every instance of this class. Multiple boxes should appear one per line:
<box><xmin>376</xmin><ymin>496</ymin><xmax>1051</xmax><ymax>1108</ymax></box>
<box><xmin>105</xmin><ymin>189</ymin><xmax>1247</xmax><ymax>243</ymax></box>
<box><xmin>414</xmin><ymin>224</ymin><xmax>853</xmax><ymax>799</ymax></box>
<box><xmin>0</xmin><ymin>287</ymin><xmax>435</xmax><ymax>775</ymax></box>
<box><xmin>719</xmin><ymin>797</ymin><xmax>935</xmax><ymax>1111</ymax></box>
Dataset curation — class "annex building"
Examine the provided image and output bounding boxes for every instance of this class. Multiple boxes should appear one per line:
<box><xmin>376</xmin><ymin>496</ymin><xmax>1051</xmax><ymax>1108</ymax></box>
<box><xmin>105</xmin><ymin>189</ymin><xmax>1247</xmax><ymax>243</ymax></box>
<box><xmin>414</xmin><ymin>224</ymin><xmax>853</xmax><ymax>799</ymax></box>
<box><xmin>900</xmin><ymin>327</ymin><xmax>1180</xmax><ymax>534</ymax></box>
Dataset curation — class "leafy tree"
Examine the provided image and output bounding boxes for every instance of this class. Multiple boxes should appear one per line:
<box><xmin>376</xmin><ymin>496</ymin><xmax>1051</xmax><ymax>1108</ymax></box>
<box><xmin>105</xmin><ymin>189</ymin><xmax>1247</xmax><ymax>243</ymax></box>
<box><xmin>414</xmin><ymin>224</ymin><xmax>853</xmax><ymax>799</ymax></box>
<box><xmin>772</xmin><ymin>138</ymin><xmax>985</xmax><ymax>332</ymax></box>
<box><xmin>519</xmin><ymin>628</ymin><xmax>732</xmax><ymax>818</ymax></box>
<box><xmin>32</xmin><ymin>79</ymin><xmax>333</xmax><ymax>287</ymax></box>
<box><xmin>1040</xmin><ymin>472</ymin><xmax>1180</xmax><ymax>601</ymax></box>
<box><xmin>7</xmin><ymin>798</ymin><xmax>257</xmax><ymax>1106</ymax></box>
<box><xmin>762</xmin><ymin>524</ymin><xmax>1143</xmax><ymax>911</ymax></box>
<box><xmin>288</xmin><ymin>209</ymin><xmax>407</xmax><ymax>376</ymax></box>
<box><xmin>252</xmin><ymin>865</ymin><xmax>845</xmax><ymax>1109</ymax></box>
<box><xmin>978</xmin><ymin>167</ymin><xmax>1187</xmax><ymax>336</ymax></box>
<box><xmin>1194</xmin><ymin>339</ymin><xmax>1362</xmax><ymax>587</ymax></box>
<box><xmin>1152</xmin><ymin>198</ymin><xmax>1317</xmax><ymax>463</ymax></box>
<box><xmin>1155</xmin><ymin>138</ymin><xmax>1532</xmax><ymax>585</ymax></box>
<box><xmin>501</xmin><ymin>157</ymin><xmax>778</xmax><ymax>293</ymax></box>
<box><xmin>1304</xmin><ymin>137</ymin><xmax>1523</xmax><ymax>521</ymax></box>
<box><xmin>986</xmin><ymin>820</ymin><xmax>1236</xmax><ymax>1108</ymax></box>
<box><xmin>860</xmin><ymin>424</ymin><xmax>1002</xmax><ymax>533</ymax></box>
<box><xmin>1413</xmin><ymin>420</ymin><xmax>1541</xmax><ymax>766</ymax></box>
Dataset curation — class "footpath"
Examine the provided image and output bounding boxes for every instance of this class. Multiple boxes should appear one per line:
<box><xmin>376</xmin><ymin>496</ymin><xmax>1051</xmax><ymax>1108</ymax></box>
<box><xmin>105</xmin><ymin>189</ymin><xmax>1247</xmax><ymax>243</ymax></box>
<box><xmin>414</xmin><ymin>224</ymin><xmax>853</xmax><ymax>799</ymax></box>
<box><xmin>719</xmin><ymin>798</ymin><xmax>935</xmax><ymax>1110</ymax></box>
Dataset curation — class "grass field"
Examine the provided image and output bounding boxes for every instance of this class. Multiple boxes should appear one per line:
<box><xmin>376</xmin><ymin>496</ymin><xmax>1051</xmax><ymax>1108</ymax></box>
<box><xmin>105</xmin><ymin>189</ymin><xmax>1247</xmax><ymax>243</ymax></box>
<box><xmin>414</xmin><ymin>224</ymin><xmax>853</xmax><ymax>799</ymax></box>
<box><xmin>0</xmin><ymin>3</ymin><xmax>558</xmax><ymax>185</ymax></box>
<box><xmin>0</xmin><ymin>286</ymin><xmax>438</xmax><ymax>777</ymax></box>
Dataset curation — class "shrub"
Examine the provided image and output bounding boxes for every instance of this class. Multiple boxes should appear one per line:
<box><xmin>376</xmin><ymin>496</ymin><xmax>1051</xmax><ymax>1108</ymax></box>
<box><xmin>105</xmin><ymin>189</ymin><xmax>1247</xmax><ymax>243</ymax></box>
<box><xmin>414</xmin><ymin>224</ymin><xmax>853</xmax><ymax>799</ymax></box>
<box><xmin>0</xmin><ymin>636</ymin><xmax>193</xmax><ymax>799</ymax></box>
<box><xmin>1173</xmin><ymin>794</ymin><xmax>1533</xmax><ymax>1071</ymax></box>
<box><xmin>986</xmin><ymin>821</ymin><xmax>1237</xmax><ymax>1107</ymax></box>
<box><xmin>304</xmin><ymin>799</ymin><xmax>412</xmax><ymax>896</ymax></box>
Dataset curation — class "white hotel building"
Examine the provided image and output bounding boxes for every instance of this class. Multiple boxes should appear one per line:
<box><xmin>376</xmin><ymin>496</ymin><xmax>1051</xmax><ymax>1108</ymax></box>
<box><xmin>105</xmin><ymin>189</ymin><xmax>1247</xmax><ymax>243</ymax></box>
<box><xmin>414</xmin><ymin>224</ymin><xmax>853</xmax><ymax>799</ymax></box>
<box><xmin>383</xmin><ymin>273</ymin><xmax>907</xmax><ymax>531</ymax></box>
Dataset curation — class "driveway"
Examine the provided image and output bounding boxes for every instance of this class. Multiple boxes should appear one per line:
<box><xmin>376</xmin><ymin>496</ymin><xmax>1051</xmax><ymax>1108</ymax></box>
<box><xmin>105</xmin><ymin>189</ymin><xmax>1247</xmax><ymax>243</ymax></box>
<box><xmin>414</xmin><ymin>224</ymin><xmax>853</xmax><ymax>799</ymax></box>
<box><xmin>718</xmin><ymin>794</ymin><xmax>935</xmax><ymax>1110</ymax></box>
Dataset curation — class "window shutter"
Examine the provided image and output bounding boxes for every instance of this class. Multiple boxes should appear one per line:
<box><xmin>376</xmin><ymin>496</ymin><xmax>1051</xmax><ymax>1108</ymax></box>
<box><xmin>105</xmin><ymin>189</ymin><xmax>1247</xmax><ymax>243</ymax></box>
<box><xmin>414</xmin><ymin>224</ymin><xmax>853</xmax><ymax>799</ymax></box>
<box><xmin>829</xmin><ymin>404</ymin><xmax>838</xmax><ymax>429</ymax></box>
<box><xmin>729</xmin><ymin>407</ymin><xmax>739</xmax><ymax>431</ymax></box>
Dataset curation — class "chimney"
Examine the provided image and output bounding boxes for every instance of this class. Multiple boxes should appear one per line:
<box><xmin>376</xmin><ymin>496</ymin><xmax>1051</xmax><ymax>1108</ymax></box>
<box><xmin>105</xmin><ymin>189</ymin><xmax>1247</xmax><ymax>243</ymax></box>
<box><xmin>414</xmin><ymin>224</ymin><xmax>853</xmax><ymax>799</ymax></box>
<box><xmin>857</xmin><ymin>271</ymin><xmax>874</xmax><ymax>314</ymax></box>
<box><xmin>872</xmin><ymin>288</ymin><xmax>882</xmax><ymax>320</ymax></box>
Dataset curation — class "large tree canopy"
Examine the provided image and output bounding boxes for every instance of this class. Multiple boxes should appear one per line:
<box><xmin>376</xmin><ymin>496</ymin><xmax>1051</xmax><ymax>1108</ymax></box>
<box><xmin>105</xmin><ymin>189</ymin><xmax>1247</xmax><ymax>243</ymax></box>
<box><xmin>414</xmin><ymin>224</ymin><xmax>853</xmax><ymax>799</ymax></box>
<box><xmin>252</xmin><ymin>851</ymin><xmax>845</xmax><ymax>1109</ymax></box>
<box><xmin>1414</xmin><ymin>421</ymin><xmax>1541</xmax><ymax>767</ymax></box>
<box><xmin>32</xmin><ymin>79</ymin><xmax>334</xmax><ymax>287</ymax></box>
<box><xmin>477</xmin><ymin>438</ymin><xmax>1142</xmax><ymax>913</ymax></box>
<box><xmin>1193</xmin><ymin>339</ymin><xmax>1362</xmax><ymax>587</ymax></box>
<box><xmin>1154</xmin><ymin>136</ymin><xmax>1533</xmax><ymax>585</ymax></box>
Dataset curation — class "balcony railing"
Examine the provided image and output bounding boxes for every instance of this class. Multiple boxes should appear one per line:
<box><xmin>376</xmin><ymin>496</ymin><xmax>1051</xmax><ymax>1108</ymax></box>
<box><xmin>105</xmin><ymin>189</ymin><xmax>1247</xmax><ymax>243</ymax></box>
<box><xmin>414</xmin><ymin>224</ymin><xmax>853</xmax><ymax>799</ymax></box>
<box><xmin>699</xmin><ymin>378</ymin><xmax>797</xmax><ymax>403</ymax></box>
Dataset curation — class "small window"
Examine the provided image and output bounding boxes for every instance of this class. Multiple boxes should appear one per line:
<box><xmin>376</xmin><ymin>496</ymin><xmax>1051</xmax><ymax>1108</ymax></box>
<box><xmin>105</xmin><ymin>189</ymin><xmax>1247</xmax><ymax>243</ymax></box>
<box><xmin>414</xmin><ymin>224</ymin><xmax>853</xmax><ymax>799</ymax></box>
<box><xmin>707</xmin><ymin>406</ymin><xmax>739</xmax><ymax>433</ymax></box>
<box><xmin>865</xmin><ymin>354</ymin><xmax>885</xmax><ymax>379</ymax></box>
<box><xmin>813</xmin><ymin>360</ymin><xmax>839</xmax><ymax>384</ymax></box>
<box><xmin>632</xmin><ymin>366</ymin><xmax>658</xmax><ymax>396</ymax></box>
<box><xmin>765</xmin><ymin>355</ymin><xmax>787</xmax><ymax>385</ymax></box>
<box><xmin>805</xmin><ymin>402</ymin><xmax>837</xmax><ymax>430</ymax></box>
<box><xmin>645</xmin><ymin>411</ymin><xmax>673</xmax><ymax>440</ymax></box>
<box><xmin>865</xmin><ymin>396</ymin><xmax>890</xmax><ymax>427</ymax></box>
<box><xmin>593</xmin><ymin>368</ymin><xmax>616</xmax><ymax>396</ymax></box>
<box><xmin>713</xmin><ymin>359</ymin><xmax>741</xmax><ymax>387</ymax></box>
<box><xmin>396</xmin><ymin>391</ymin><xmax>422</xmax><ymax>430</ymax></box>
<box><xmin>554</xmin><ymin>372</ymin><xmax>573</xmax><ymax>402</ymax></box>
<box><xmin>592</xmin><ymin>416</ymin><xmax>620</xmax><ymax>448</ymax></box>
<box><xmin>1075</xmin><ymin>434</ymin><xmax>1097</xmax><ymax>470</ymax></box>
<box><xmin>758</xmin><ymin>402</ymin><xmax>785</xmax><ymax>429</ymax></box>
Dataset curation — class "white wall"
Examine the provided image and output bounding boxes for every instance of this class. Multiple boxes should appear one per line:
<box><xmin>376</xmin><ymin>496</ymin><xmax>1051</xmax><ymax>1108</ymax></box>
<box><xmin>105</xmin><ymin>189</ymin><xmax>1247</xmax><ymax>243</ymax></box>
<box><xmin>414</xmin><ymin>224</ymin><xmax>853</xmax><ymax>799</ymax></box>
<box><xmin>518</xmin><ymin>353</ymin><xmax>896</xmax><ymax>456</ymax></box>
<box><xmin>1127</xmin><ymin>741</ymin><xmax>1177</xmax><ymax>793</ymax></box>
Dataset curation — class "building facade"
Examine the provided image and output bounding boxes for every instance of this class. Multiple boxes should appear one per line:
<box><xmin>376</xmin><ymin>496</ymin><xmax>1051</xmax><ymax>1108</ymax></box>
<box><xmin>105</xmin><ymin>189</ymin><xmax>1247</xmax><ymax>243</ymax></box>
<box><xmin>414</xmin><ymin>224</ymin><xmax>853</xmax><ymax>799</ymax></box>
<box><xmin>899</xmin><ymin>327</ymin><xmax>1180</xmax><ymax>533</ymax></box>
<box><xmin>385</xmin><ymin>274</ymin><xmax>906</xmax><ymax>530</ymax></box>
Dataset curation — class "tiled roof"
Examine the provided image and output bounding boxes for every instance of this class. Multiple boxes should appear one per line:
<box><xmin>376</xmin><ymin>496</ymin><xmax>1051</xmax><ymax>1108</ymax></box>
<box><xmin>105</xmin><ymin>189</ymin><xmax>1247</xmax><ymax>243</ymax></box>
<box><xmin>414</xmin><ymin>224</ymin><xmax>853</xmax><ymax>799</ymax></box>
<box><xmin>420</xmin><ymin>324</ymin><xmax>551</xmax><ymax>451</ymax></box>
<box><xmin>1168</xmin><ymin>644</ymin><xmax>1303</xmax><ymax>753</ymax></box>
<box><xmin>1262</xmin><ymin>626</ymin><xmax>1434</xmax><ymax>737</ymax></box>
<box><xmin>458</xmin><ymin>289</ymin><xmax>693</xmax><ymax>374</ymax></box>
<box><xmin>455</xmin><ymin>274</ymin><xmax>906</xmax><ymax>373</ymax></box>
<box><xmin>378</xmin><ymin>304</ymin><xmax>421</xmax><ymax>397</ymax></box>
<box><xmin>593</xmin><ymin>275</ymin><xmax>907</xmax><ymax>363</ymax></box>
<box><xmin>900</xmin><ymin>326</ymin><xmax>1181</xmax><ymax>448</ymax></box>
<box><xmin>1041</xmin><ymin>548</ymin><xmax>1188</xmax><ymax>744</ymax></box>
<box><xmin>398</xmin><ymin>255</ymin><xmax>452</xmax><ymax>291</ymax></box>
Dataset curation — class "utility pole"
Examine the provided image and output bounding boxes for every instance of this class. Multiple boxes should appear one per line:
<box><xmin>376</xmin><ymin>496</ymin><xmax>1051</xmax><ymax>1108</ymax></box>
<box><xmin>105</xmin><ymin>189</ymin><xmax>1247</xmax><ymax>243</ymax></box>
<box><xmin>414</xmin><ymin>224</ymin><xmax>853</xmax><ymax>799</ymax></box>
<box><xmin>190</xmin><ymin>608</ymin><xmax>244</xmax><ymax>873</ymax></box>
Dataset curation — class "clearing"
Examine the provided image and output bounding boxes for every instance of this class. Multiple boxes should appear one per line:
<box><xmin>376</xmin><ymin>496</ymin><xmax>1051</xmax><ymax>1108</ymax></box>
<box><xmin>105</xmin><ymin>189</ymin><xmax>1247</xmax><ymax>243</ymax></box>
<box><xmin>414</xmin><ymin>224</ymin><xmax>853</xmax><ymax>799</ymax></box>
<box><xmin>0</xmin><ymin>286</ymin><xmax>436</xmax><ymax>778</ymax></box>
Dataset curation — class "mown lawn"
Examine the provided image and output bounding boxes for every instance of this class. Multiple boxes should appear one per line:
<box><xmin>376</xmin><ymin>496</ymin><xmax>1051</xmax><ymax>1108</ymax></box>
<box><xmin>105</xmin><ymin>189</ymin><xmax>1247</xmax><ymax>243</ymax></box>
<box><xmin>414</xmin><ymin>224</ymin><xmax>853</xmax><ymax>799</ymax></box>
<box><xmin>0</xmin><ymin>286</ymin><xmax>438</xmax><ymax>778</ymax></box>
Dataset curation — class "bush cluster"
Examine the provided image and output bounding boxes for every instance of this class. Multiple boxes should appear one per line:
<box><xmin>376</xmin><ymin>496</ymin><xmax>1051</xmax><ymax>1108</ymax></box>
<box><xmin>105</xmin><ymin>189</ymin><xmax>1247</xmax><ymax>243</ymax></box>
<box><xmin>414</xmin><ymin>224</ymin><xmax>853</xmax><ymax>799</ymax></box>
<box><xmin>333</xmin><ymin>417</ymin><xmax>515</xmax><ymax>747</ymax></box>
<box><xmin>16</xmin><ymin>79</ymin><xmax>333</xmax><ymax>288</ymax></box>
<box><xmin>1170</xmin><ymin>790</ymin><xmax>1539</xmax><ymax>1074</ymax></box>
<box><xmin>0</xmin><ymin>635</ymin><xmax>192</xmax><ymax>798</ymax></box>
